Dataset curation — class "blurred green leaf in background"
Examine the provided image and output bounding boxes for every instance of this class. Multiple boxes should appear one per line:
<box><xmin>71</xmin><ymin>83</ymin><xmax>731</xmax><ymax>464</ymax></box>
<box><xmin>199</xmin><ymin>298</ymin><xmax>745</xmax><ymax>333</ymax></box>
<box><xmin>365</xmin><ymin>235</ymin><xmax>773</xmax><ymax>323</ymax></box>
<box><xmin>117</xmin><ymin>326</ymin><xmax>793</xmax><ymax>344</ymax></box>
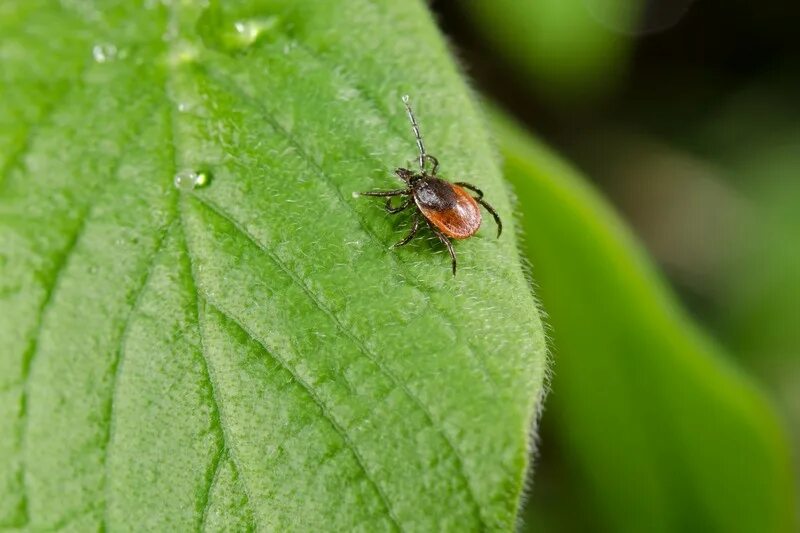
<box><xmin>464</xmin><ymin>0</ymin><xmax>636</xmax><ymax>100</ymax></box>
<box><xmin>491</xmin><ymin>112</ymin><xmax>796</xmax><ymax>532</ymax></box>
<box><xmin>447</xmin><ymin>0</ymin><xmax>799</xmax><ymax>528</ymax></box>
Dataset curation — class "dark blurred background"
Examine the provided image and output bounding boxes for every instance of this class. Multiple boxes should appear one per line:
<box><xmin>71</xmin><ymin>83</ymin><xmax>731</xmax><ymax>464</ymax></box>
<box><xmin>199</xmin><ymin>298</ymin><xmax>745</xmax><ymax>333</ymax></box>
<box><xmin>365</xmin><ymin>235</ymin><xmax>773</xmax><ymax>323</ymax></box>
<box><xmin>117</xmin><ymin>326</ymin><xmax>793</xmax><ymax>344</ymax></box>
<box><xmin>431</xmin><ymin>0</ymin><xmax>799</xmax><ymax>529</ymax></box>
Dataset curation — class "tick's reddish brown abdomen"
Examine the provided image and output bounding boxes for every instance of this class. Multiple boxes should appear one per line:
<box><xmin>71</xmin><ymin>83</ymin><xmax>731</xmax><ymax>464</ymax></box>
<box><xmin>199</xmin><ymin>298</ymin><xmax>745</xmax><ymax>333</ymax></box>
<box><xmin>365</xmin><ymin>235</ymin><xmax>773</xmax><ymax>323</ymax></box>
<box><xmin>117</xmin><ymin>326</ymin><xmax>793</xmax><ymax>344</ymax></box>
<box><xmin>413</xmin><ymin>177</ymin><xmax>482</xmax><ymax>239</ymax></box>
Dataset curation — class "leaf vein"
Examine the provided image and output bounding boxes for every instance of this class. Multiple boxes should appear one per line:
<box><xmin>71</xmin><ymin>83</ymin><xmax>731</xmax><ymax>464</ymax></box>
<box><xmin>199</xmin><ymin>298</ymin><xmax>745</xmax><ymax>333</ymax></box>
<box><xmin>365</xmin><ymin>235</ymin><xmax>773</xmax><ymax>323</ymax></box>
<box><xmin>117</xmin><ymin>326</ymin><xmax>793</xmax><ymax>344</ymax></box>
<box><xmin>177</xmin><ymin>213</ymin><xmax>260</xmax><ymax>533</ymax></box>
<box><xmin>14</xmin><ymin>61</ymin><xmax>169</xmax><ymax>527</ymax></box>
<box><xmin>160</xmin><ymin>2</ymin><xmax>259</xmax><ymax>528</ymax></box>
<box><xmin>199</xmin><ymin>446</ymin><xmax>226</xmax><ymax>532</ymax></box>
<box><xmin>16</xmin><ymin>208</ymin><xmax>89</xmax><ymax>526</ymax></box>
<box><xmin>0</xmin><ymin>56</ymin><xmax>94</xmax><ymax>191</ymax></box>
<box><xmin>204</xmin><ymin>298</ymin><xmax>404</xmax><ymax>532</ymax></box>
<box><xmin>100</xmin><ymin>219</ymin><xmax>175</xmax><ymax>530</ymax></box>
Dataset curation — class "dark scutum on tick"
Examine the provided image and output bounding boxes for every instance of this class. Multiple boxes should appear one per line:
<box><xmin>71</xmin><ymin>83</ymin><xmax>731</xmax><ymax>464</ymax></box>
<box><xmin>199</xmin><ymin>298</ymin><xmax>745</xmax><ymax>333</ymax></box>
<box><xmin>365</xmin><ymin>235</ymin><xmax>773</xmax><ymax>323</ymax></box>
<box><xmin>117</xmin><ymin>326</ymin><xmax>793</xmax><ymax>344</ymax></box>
<box><xmin>359</xmin><ymin>95</ymin><xmax>502</xmax><ymax>275</ymax></box>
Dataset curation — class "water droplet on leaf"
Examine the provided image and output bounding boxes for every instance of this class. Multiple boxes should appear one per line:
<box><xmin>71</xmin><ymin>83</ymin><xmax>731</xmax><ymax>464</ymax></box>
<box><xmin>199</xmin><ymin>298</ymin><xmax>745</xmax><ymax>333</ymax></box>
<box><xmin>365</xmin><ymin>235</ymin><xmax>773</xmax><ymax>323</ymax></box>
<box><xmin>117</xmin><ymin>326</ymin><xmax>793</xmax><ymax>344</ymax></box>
<box><xmin>231</xmin><ymin>17</ymin><xmax>278</xmax><ymax>47</ymax></box>
<box><xmin>203</xmin><ymin>16</ymin><xmax>279</xmax><ymax>52</ymax></box>
<box><xmin>92</xmin><ymin>43</ymin><xmax>118</xmax><ymax>63</ymax></box>
<box><xmin>173</xmin><ymin>169</ymin><xmax>209</xmax><ymax>191</ymax></box>
<box><xmin>168</xmin><ymin>40</ymin><xmax>199</xmax><ymax>65</ymax></box>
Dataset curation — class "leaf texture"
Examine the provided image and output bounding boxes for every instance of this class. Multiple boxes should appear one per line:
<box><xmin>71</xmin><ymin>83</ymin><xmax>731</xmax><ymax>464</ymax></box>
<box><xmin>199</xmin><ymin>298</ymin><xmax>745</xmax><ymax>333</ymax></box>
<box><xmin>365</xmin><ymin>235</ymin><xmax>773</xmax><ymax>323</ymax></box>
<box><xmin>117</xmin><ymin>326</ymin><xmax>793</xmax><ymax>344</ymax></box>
<box><xmin>0</xmin><ymin>1</ymin><xmax>547</xmax><ymax>531</ymax></box>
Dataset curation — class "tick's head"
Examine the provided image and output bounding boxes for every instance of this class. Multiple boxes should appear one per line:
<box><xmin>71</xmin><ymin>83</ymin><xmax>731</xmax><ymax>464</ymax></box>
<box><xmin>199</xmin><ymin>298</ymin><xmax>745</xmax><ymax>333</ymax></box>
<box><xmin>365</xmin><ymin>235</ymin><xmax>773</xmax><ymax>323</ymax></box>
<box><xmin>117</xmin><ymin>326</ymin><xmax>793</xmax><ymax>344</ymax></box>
<box><xmin>395</xmin><ymin>167</ymin><xmax>423</xmax><ymax>185</ymax></box>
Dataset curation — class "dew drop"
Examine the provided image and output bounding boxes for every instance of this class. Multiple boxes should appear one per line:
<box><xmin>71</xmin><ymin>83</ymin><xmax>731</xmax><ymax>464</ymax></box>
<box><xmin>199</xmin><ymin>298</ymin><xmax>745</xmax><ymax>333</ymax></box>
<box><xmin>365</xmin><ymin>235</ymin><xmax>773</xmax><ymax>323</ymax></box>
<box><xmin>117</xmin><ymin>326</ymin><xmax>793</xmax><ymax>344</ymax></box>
<box><xmin>168</xmin><ymin>40</ymin><xmax>199</xmax><ymax>65</ymax></box>
<box><xmin>227</xmin><ymin>16</ymin><xmax>278</xmax><ymax>49</ymax></box>
<box><xmin>92</xmin><ymin>43</ymin><xmax>118</xmax><ymax>63</ymax></box>
<box><xmin>173</xmin><ymin>169</ymin><xmax>209</xmax><ymax>191</ymax></box>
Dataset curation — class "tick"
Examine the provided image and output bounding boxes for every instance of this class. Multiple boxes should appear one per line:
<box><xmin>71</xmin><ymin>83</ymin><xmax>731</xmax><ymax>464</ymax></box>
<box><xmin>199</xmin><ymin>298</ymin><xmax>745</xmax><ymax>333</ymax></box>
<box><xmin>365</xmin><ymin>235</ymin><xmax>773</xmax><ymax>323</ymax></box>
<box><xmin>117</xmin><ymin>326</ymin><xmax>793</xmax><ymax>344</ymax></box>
<box><xmin>358</xmin><ymin>95</ymin><xmax>502</xmax><ymax>275</ymax></box>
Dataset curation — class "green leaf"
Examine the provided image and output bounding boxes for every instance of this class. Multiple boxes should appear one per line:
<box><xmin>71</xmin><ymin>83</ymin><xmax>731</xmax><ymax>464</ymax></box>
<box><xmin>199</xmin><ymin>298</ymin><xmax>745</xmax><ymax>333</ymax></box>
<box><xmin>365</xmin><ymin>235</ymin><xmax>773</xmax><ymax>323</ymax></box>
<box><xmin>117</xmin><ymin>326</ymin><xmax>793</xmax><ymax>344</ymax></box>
<box><xmin>490</xmin><ymin>111</ymin><xmax>797</xmax><ymax>533</ymax></box>
<box><xmin>0</xmin><ymin>1</ymin><xmax>546</xmax><ymax>531</ymax></box>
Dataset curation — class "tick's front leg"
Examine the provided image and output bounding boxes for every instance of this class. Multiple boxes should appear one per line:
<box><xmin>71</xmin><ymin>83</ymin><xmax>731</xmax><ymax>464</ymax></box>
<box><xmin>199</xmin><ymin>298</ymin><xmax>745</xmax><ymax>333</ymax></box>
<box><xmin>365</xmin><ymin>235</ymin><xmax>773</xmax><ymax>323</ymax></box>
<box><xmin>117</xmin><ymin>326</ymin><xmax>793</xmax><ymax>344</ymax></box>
<box><xmin>358</xmin><ymin>188</ymin><xmax>410</xmax><ymax>197</ymax></box>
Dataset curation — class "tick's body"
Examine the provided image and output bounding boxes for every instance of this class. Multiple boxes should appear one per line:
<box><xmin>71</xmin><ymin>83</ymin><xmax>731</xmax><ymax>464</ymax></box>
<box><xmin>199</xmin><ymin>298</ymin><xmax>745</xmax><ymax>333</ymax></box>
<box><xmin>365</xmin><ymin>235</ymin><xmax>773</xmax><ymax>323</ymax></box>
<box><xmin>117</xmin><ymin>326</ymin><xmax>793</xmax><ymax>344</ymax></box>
<box><xmin>359</xmin><ymin>96</ymin><xmax>502</xmax><ymax>275</ymax></box>
<box><xmin>414</xmin><ymin>178</ymin><xmax>481</xmax><ymax>239</ymax></box>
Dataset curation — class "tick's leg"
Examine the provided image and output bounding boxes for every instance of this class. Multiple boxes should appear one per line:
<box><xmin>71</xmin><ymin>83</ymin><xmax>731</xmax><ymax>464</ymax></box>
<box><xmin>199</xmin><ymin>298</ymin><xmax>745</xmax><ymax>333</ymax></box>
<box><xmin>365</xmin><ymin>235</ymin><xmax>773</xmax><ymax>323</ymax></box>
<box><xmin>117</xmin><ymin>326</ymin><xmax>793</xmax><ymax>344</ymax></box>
<box><xmin>391</xmin><ymin>214</ymin><xmax>421</xmax><ymax>248</ymax></box>
<box><xmin>455</xmin><ymin>182</ymin><xmax>483</xmax><ymax>198</ymax></box>
<box><xmin>431</xmin><ymin>226</ymin><xmax>457</xmax><ymax>276</ymax></box>
<box><xmin>358</xmin><ymin>188</ymin><xmax>410</xmax><ymax>197</ymax></box>
<box><xmin>385</xmin><ymin>196</ymin><xmax>412</xmax><ymax>214</ymax></box>
<box><xmin>476</xmin><ymin>197</ymin><xmax>503</xmax><ymax>238</ymax></box>
<box><xmin>424</xmin><ymin>155</ymin><xmax>440</xmax><ymax>175</ymax></box>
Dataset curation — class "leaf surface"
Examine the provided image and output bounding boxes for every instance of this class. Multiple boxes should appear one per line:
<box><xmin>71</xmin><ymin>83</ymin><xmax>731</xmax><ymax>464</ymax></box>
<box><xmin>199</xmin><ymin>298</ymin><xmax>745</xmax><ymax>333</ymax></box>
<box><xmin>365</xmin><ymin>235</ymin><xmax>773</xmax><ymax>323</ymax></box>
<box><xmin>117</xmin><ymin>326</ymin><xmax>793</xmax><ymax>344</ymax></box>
<box><xmin>0</xmin><ymin>1</ymin><xmax>547</xmax><ymax>530</ymax></box>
